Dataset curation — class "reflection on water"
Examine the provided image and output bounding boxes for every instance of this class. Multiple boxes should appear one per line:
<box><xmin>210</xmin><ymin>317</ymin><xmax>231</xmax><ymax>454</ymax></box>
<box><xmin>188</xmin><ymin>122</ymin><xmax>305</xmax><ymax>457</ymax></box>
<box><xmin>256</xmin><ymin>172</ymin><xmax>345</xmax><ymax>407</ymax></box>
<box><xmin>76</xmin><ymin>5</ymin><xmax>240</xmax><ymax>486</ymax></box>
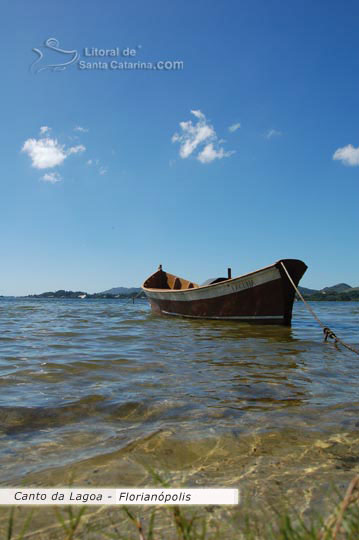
<box><xmin>0</xmin><ymin>297</ymin><xmax>359</xmax><ymax>516</ymax></box>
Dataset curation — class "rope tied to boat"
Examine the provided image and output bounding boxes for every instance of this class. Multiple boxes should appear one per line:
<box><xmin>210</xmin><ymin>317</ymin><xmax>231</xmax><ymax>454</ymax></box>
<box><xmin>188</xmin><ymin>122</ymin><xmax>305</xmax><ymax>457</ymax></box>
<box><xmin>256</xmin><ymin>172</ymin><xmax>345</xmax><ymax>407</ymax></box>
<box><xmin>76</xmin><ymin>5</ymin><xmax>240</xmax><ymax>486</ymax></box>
<box><xmin>323</xmin><ymin>326</ymin><xmax>338</xmax><ymax>343</ymax></box>
<box><xmin>280</xmin><ymin>262</ymin><xmax>359</xmax><ymax>356</ymax></box>
<box><xmin>125</xmin><ymin>290</ymin><xmax>144</xmax><ymax>305</ymax></box>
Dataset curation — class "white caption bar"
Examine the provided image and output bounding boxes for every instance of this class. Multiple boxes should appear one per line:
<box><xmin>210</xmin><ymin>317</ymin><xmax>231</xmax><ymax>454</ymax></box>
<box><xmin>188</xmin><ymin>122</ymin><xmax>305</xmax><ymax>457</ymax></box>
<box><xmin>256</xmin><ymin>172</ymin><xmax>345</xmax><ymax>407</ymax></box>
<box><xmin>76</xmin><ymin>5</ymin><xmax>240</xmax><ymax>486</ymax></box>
<box><xmin>0</xmin><ymin>488</ymin><xmax>239</xmax><ymax>506</ymax></box>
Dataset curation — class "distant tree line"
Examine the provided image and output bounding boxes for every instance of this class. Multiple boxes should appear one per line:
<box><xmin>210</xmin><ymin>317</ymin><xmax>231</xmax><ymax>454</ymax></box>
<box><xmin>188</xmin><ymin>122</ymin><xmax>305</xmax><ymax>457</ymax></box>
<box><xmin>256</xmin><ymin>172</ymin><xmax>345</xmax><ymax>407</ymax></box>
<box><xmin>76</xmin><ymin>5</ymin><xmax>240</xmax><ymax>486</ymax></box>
<box><xmin>300</xmin><ymin>290</ymin><xmax>359</xmax><ymax>302</ymax></box>
<box><xmin>27</xmin><ymin>290</ymin><xmax>146</xmax><ymax>299</ymax></box>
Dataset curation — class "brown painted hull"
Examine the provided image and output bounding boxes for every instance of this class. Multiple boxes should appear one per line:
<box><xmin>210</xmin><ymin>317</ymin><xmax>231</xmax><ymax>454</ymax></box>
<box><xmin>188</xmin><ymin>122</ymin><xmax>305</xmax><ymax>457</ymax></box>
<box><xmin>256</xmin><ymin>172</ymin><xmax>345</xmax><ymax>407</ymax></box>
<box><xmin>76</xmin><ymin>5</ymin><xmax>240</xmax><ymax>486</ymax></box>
<box><xmin>142</xmin><ymin>259</ymin><xmax>307</xmax><ymax>326</ymax></box>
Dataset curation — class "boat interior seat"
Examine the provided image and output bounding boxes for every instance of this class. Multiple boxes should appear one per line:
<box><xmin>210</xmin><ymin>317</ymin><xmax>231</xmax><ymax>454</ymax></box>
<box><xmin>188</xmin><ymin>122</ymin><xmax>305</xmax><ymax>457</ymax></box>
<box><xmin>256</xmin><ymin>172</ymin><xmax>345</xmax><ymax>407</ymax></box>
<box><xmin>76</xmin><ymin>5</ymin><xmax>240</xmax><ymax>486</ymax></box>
<box><xmin>173</xmin><ymin>277</ymin><xmax>182</xmax><ymax>289</ymax></box>
<box><xmin>171</xmin><ymin>278</ymin><xmax>197</xmax><ymax>290</ymax></box>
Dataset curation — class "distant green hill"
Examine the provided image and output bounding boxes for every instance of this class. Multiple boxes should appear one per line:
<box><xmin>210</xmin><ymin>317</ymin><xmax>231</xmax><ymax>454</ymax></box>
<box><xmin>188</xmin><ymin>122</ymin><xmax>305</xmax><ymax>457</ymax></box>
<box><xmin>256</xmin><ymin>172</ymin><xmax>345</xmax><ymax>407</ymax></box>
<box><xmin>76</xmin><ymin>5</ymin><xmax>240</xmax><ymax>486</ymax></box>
<box><xmin>299</xmin><ymin>283</ymin><xmax>359</xmax><ymax>301</ymax></box>
<box><xmin>321</xmin><ymin>284</ymin><xmax>352</xmax><ymax>293</ymax></box>
<box><xmin>298</xmin><ymin>286</ymin><xmax>319</xmax><ymax>295</ymax></box>
<box><xmin>99</xmin><ymin>287</ymin><xmax>142</xmax><ymax>295</ymax></box>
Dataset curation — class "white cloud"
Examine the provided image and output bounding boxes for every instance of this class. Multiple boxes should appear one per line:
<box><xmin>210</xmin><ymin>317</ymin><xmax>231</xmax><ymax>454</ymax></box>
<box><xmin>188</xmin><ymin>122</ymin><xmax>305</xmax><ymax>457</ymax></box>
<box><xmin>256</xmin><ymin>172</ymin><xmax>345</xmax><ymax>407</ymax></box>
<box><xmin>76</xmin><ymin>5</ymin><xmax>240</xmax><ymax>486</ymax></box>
<box><xmin>22</xmin><ymin>137</ymin><xmax>86</xmax><ymax>170</ymax></box>
<box><xmin>22</xmin><ymin>138</ymin><xmax>67</xmax><ymax>169</ymax></box>
<box><xmin>172</xmin><ymin>116</ymin><xmax>214</xmax><ymax>158</ymax></box>
<box><xmin>266</xmin><ymin>129</ymin><xmax>282</xmax><ymax>139</ymax></box>
<box><xmin>172</xmin><ymin>110</ymin><xmax>234</xmax><ymax>164</ymax></box>
<box><xmin>42</xmin><ymin>172</ymin><xmax>62</xmax><ymax>183</ymax></box>
<box><xmin>228</xmin><ymin>122</ymin><xmax>241</xmax><ymax>133</ymax></box>
<box><xmin>191</xmin><ymin>109</ymin><xmax>206</xmax><ymax>120</ymax></box>
<box><xmin>197</xmin><ymin>143</ymin><xmax>235</xmax><ymax>164</ymax></box>
<box><xmin>67</xmin><ymin>144</ymin><xmax>86</xmax><ymax>155</ymax></box>
<box><xmin>40</xmin><ymin>126</ymin><xmax>51</xmax><ymax>135</ymax></box>
<box><xmin>86</xmin><ymin>158</ymin><xmax>107</xmax><ymax>175</ymax></box>
<box><xmin>333</xmin><ymin>144</ymin><xmax>359</xmax><ymax>166</ymax></box>
<box><xmin>41</xmin><ymin>172</ymin><xmax>62</xmax><ymax>184</ymax></box>
<box><xmin>74</xmin><ymin>126</ymin><xmax>89</xmax><ymax>133</ymax></box>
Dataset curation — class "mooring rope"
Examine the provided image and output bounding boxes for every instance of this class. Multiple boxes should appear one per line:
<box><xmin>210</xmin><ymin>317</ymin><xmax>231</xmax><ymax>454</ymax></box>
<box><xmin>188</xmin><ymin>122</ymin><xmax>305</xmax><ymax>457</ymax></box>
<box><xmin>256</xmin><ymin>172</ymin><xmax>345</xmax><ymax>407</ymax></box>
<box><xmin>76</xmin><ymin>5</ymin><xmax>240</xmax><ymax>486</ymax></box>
<box><xmin>280</xmin><ymin>262</ymin><xmax>359</xmax><ymax>356</ymax></box>
<box><xmin>125</xmin><ymin>290</ymin><xmax>143</xmax><ymax>305</ymax></box>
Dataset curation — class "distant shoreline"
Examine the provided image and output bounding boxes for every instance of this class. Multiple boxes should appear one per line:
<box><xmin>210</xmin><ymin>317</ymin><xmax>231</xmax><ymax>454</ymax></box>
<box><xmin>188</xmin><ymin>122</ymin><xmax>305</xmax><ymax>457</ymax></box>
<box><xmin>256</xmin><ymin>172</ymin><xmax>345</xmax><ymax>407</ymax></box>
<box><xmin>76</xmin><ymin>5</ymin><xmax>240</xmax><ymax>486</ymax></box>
<box><xmin>24</xmin><ymin>290</ymin><xmax>146</xmax><ymax>300</ymax></box>
<box><xmin>1</xmin><ymin>283</ymin><xmax>359</xmax><ymax>301</ymax></box>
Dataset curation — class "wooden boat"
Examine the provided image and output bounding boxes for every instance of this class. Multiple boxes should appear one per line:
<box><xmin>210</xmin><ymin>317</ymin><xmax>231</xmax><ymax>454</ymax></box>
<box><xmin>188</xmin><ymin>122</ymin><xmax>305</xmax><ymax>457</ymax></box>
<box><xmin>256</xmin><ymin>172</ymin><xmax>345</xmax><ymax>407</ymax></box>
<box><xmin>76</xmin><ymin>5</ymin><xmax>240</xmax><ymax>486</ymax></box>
<box><xmin>142</xmin><ymin>259</ymin><xmax>307</xmax><ymax>326</ymax></box>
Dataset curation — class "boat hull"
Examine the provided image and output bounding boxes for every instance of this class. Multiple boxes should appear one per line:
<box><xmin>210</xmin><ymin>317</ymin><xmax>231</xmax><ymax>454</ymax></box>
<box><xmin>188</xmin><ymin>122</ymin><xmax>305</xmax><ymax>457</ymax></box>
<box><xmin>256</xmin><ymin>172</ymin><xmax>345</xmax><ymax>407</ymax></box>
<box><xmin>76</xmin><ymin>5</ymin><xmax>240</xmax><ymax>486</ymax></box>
<box><xmin>142</xmin><ymin>259</ymin><xmax>307</xmax><ymax>326</ymax></box>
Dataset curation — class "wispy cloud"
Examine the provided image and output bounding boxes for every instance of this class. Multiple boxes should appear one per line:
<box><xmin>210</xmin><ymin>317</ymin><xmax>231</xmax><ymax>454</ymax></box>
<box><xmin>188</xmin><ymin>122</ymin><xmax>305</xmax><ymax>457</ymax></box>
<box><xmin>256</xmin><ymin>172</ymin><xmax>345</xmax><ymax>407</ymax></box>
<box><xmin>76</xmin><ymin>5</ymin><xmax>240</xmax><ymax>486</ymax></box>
<box><xmin>40</xmin><ymin>126</ymin><xmax>51</xmax><ymax>135</ymax></box>
<box><xmin>333</xmin><ymin>144</ymin><xmax>359</xmax><ymax>166</ymax></box>
<box><xmin>265</xmin><ymin>129</ymin><xmax>282</xmax><ymax>139</ymax></box>
<box><xmin>228</xmin><ymin>122</ymin><xmax>241</xmax><ymax>133</ymax></box>
<box><xmin>198</xmin><ymin>144</ymin><xmax>234</xmax><ymax>164</ymax></box>
<box><xmin>74</xmin><ymin>126</ymin><xmax>89</xmax><ymax>133</ymax></box>
<box><xmin>42</xmin><ymin>172</ymin><xmax>62</xmax><ymax>183</ymax></box>
<box><xmin>86</xmin><ymin>158</ymin><xmax>107</xmax><ymax>175</ymax></box>
<box><xmin>172</xmin><ymin>110</ymin><xmax>214</xmax><ymax>159</ymax></box>
<box><xmin>172</xmin><ymin>110</ymin><xmax>234</xmax><ymax>164</ymax></box>
<box><xmin>67</xmin><ymin>144</ymin><xmax>86</xmax><ymax>155</ymax></box>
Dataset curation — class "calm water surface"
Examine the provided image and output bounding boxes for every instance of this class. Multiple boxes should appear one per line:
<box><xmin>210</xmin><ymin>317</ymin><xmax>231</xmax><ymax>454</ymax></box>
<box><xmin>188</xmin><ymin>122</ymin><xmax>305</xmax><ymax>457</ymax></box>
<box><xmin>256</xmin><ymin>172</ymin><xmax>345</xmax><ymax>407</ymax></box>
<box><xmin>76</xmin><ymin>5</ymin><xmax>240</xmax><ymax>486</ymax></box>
<box><xmin>0</xmin><ymin>298</ymin><xmax>359</xmax><ymax>515</ymax></box>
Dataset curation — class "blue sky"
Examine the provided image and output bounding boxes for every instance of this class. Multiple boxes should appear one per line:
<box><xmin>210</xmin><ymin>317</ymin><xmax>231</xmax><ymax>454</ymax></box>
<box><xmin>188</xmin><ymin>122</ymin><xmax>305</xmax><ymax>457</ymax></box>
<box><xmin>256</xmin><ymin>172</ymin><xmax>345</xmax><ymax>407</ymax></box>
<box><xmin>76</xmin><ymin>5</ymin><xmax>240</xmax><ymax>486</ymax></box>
<box><xmin>1</xmin><ymin>0</ymin><xmax>358</xmax><ymax>295</ymax></box>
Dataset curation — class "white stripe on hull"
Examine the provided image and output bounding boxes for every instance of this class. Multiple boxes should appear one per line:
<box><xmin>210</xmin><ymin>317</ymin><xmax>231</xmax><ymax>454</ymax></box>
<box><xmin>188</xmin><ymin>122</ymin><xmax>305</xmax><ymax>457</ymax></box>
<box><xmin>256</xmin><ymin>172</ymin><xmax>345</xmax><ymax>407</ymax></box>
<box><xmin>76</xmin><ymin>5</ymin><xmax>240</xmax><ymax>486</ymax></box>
<box><xmin>145</xmin><ymin>266</ymin><xmax>281</xmax><ymax>302</ymax></box>
<box><xmin>161</xmin><ymin>311</ymin><xmax>284</xmax><ymax>320</ymax></box>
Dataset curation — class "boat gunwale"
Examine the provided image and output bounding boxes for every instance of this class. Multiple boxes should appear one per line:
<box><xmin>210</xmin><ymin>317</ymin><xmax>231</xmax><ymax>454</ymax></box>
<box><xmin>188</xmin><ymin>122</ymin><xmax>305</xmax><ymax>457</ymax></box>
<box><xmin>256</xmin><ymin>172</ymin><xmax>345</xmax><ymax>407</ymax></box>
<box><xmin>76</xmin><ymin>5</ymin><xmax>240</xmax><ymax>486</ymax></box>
<box><xmin>142</xmin><ymin>259</ymin><xmax>290</xmax><ymax>294</ymax></box>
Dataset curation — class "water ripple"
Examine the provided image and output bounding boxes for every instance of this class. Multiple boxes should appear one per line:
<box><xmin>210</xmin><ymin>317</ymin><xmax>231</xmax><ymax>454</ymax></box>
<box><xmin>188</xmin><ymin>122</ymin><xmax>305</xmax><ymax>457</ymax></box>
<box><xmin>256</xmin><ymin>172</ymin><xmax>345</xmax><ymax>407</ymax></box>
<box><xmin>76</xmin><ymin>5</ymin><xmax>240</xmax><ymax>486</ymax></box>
<box><xmin>0</xmin><ymin>297</ymin><xmax>358</xmax><ymax>488</ymax></box>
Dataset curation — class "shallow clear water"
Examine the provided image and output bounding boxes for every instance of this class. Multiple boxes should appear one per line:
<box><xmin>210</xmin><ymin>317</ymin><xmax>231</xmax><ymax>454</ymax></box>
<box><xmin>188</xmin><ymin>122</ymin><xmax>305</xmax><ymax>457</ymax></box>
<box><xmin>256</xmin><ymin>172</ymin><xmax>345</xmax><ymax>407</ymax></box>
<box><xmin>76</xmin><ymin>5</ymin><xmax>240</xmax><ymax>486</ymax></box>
<box><xmin>0</xmin><ymin>298</ymin><xmax>358</xmax><ymax>514</ymax></box>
